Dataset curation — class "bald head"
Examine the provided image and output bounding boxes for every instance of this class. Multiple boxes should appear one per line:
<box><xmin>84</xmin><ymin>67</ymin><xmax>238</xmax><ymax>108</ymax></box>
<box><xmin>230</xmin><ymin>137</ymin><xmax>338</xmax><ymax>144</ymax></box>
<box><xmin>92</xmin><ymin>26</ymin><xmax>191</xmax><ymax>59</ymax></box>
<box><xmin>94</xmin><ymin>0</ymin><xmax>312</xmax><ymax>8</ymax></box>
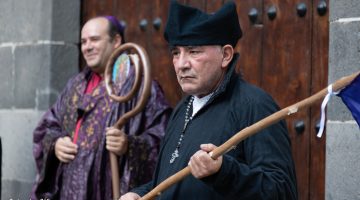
<box><xmin>81</xmin><ymin>17</ymin><xmax>122</xmax><ymax>74</ymax></box>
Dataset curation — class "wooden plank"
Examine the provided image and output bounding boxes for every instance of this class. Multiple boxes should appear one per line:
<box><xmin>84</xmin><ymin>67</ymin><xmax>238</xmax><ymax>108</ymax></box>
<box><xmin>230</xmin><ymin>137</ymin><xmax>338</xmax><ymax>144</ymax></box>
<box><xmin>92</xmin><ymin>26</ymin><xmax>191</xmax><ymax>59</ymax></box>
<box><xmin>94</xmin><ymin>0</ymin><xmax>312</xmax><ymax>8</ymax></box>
<box><xmin>235</xmin><ymin>0</ymin><xmax>263</xmax><ymax>86</ymax></box>
<box><xmin>150</xmin><ymin>0</ymin><xmax>183</xmax><ymax>107</ymax></box>
<box><xmin>309</xmin><ymin>0</ymin><xmax>328</xmax><ymax>199</ymax></box>
<box><xmin>262</xmin><ymin>0</ymin><xmax>312</xmax><ymax>199</ymax></box>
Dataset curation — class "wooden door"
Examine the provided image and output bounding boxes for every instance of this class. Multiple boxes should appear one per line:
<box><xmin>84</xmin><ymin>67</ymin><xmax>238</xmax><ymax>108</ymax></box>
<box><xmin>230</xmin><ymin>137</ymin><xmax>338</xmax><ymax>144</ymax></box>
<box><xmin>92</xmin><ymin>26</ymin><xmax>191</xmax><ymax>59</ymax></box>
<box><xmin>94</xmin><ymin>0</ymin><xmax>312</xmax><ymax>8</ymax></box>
<box><xmin>81</xmin><ymin>1</ymin><xmax>329</xmax><ymax>199</ymax></box>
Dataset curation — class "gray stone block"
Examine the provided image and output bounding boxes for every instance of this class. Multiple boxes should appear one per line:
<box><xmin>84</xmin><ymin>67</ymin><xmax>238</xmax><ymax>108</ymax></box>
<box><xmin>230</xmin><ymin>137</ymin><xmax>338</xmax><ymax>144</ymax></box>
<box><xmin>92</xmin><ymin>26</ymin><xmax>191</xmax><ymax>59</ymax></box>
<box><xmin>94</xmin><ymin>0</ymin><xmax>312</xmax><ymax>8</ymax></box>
<box><xmin>330</xmin><ymin>0</ymin><xmax>360</xmax><ymax>21</ymax></box>
<box><xmin>14</xmin><ymin>45</ymin><xmax>51</xmax><ymax>109</ymax></box>
<box><xmin>328</xmin><ymin>20</ymin><xmax>360</xmax><ymax>121</ymax></box>
<box><xmin>2</xmin><ymin>179</ymin><xmax>34</xmax><ymax>200</ymax></box>
<box><xmin>0</xmin><ymin>0</ymin><xmax>80</xmax><ymax>43</ymax></box>
<box><xmin>0</xmin><ymin>110</ymin><xmax>43</xmax><ymax>199</ymax></box>
<box><xmin>51</xmin><ymin>0</ymin><xmax>80</xmax><ymax>43</ymax></box>
<box><xmin>0</xmin><ymin>0</ymin><xmax>52</xmax><ymax>42</ymax></box>
<box><xmin>329</xmin><ymin>21</ymin><xmax>360</xmax><ymax>79</ymax></box>
<box><xmin>0</xmin><ymin>111</ymin><xmax>41</xmax><ymax>182</ymax></box>
<box><xmin>326</xmin><ymin>122</ymin><xmax>360</xmax><ymax>200</ymax></box>
<box><xmin>45</xmin><ymin>44</ymin><xmax>78</xmax><ymax>109</ymax></box>
<box><xmin>50</xmin><ymin>45</ymin><xmax>79</xmax><ymax>92</ymax></box>
<box><xmin>13</xmin><ymin>44</ymin><xmax>78</xmax><ymax>109</ymax></box>
<box><xmin>0</xmin><ymin>47</ymin><xmax>14</xmax><ymax>109</ymax></box>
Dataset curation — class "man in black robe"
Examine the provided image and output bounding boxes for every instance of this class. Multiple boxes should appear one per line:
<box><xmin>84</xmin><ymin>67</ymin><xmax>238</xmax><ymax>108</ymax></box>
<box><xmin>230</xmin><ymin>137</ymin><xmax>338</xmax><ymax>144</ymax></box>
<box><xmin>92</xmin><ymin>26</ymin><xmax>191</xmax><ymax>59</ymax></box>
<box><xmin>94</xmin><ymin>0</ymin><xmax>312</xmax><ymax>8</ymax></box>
<box><xmin>121</xmin><ymin>1</ymin><xmax>298</xmax><ymax>199</ymax></box>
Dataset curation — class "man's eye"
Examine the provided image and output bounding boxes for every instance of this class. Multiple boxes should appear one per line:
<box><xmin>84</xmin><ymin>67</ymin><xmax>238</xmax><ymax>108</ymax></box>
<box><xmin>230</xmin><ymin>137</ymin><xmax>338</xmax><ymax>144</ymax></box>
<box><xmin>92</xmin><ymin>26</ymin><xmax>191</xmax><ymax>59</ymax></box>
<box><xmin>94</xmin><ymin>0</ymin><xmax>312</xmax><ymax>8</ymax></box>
<box><xmin>171</xmin><ymin>51</ymin><xmax>180</xmax><ymax>56</ymax></box>
<box><xmin>190</xmin><ymin>50</ymin><xmax>200</xmax><ymax>55</ymax></box>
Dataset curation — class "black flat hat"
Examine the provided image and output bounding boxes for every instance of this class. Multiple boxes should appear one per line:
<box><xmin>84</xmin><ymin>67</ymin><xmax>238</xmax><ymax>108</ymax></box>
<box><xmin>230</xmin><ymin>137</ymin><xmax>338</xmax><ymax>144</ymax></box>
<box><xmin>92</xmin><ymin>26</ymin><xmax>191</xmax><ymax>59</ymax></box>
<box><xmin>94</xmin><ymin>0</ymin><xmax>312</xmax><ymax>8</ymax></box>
<box><xmin>164</xmin><ymin>0</ymin><xmax>242</xmax><ymax>47</ymax></box>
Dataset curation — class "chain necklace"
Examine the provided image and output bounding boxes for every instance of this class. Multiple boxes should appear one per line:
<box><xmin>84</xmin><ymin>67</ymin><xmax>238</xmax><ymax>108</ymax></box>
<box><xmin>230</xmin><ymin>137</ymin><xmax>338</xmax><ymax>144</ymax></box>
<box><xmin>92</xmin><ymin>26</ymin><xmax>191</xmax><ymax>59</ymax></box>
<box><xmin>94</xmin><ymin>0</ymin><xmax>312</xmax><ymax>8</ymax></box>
<box><xmin>169</xmin><ymin>96</ymin><xmax>194</xmax><ymax>164</ymax></box>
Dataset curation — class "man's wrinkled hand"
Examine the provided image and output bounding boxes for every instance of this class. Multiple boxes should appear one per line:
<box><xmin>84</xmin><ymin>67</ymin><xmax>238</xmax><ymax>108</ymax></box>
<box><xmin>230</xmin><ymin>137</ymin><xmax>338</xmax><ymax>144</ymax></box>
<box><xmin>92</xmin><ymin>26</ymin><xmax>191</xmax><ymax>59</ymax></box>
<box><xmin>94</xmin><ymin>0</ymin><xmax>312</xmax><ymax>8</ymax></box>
<box><xmin>119</xmin><ymin>192</ymin><xmax>141</xmax><ymax>200</ymax></box>
<box><xmin>188</xmin><ymin>143</ymin><xmax>222</xmax><ymax>179</ymax></box>
<box><xmin>55</xmin><ymin>136</ymin><xmax>78</xmax><ymax>163</ymax></box>
<box><xmin>106</xmin><ymin>127</ymin><xmax>128</xmax><ymax>156</ymax></box>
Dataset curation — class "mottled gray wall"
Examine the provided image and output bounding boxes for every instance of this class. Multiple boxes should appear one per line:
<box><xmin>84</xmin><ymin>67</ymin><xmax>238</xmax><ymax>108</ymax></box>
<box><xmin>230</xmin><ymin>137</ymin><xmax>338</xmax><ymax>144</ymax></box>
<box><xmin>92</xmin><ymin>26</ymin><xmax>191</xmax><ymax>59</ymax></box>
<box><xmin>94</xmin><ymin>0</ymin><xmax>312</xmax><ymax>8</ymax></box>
<box><xmin>327</xmin><ymin>0</ymin><xmax>360</xmax><ymax>199</ymax></box>
<box><xmin>0</xmin><ymin>0</ymin><xmax>80</xmax><ymax>199</ymax></box>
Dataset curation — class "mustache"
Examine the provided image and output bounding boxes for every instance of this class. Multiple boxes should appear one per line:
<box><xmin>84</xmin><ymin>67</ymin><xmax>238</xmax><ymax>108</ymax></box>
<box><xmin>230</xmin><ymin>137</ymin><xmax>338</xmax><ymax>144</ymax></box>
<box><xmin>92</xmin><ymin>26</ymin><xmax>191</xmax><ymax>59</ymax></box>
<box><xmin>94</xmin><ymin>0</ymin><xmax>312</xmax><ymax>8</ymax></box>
<box><xmin>177</xmin><ymin>72</ymin><xmax>196</xmax><ymax>78</ymax></box>
<box><xmin>178</xmin><ymin>74</ymin><xmax>196</xmax><ymax>79</ymax></box>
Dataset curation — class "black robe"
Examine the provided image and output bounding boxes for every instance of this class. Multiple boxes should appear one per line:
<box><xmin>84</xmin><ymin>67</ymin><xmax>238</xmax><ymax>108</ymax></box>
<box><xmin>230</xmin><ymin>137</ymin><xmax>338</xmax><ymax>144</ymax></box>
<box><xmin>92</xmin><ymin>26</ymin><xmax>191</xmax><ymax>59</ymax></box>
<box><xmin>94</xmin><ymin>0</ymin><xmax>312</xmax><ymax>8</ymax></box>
<box><xmin>132</xmin><ymin>54</ymin><xmax>298</xmax><ymax>200</ymax></box>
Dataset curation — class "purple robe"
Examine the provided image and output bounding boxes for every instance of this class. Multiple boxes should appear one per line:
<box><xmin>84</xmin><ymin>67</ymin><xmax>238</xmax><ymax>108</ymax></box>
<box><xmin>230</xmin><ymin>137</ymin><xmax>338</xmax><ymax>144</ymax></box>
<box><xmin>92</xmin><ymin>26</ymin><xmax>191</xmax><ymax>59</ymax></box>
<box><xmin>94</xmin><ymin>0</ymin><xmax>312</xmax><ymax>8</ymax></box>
<box><xmin>31</xmin><ymin>67</ymin><xmax>172</xmax><ymax>200</ymax></box>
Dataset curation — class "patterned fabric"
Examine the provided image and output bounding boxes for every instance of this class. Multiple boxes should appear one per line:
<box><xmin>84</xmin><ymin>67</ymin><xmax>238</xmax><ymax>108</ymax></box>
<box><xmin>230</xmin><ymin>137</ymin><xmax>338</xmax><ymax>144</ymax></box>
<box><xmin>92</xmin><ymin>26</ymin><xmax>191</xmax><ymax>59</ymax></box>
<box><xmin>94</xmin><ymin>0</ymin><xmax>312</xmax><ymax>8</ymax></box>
<box><xmin>31</xmin><ymin>67</ymin><xmax>172</xmax><ymax>200</ymax></box>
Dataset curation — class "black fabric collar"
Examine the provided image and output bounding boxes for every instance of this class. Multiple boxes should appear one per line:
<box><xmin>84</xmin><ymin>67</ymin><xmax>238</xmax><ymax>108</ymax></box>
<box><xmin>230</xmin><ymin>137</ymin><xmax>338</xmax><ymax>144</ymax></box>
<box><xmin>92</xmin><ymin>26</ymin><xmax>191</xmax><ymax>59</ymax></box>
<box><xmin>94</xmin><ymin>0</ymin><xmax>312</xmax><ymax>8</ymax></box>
<box><xmin>207</xmin><ymin>53</ymin><xmax>240</xmax><ymax>104</ymax></box>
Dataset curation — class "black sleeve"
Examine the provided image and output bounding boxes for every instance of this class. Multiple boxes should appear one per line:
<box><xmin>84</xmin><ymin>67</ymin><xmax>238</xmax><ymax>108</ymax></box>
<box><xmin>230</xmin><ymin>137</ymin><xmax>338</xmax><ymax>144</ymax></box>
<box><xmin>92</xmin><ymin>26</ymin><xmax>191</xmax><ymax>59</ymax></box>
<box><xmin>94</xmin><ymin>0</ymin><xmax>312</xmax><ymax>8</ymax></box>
<box><xmin>203</xmin><ymin>93</ymin><xmax>298</xmax><ymax>200</ymax></box>
<box><xmin>130</xmin><ymin>181</ymin><xmax>153</xmax><ymax>197</ymax></box>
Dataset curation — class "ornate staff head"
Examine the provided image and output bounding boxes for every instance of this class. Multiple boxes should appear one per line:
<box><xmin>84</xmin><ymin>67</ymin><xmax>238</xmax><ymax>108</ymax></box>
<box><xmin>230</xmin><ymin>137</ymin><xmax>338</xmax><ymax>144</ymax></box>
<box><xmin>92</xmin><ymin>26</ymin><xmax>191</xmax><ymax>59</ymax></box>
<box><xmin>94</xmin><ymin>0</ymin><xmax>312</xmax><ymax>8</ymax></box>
<box><xmin>104</xmin><ymin>42</ymin><xmax>152</xmax><ymax>129</ymax></box>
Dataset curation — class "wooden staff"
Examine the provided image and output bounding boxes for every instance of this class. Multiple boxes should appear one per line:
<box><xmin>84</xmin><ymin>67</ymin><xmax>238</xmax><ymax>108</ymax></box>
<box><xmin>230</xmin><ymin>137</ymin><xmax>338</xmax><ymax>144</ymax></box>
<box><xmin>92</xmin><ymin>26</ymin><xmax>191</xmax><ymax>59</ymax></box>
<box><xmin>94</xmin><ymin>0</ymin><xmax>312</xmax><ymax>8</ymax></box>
<box><xmin>104</xmin><ymin>43</ymin><xmax>152</xmax><ymax>200</ymax></box>
<box><xmin>140</xmin><ymin>71</ymin><xmax>360</xmax><ymax>200</ymax></box>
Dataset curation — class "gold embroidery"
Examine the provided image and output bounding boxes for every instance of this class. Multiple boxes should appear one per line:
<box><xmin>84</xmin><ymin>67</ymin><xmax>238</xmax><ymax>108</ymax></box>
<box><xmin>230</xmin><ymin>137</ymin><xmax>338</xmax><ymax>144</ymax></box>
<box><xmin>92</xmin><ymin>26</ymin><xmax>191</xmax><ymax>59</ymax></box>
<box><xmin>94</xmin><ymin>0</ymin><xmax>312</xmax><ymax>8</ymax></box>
<box><xmin>72</xmin><ymin>94</ymin><xmax>79</xmax><ymax>105</ymax></box>
<box><xmin>87</xmin><ymin>125</ymin><xmax>94</xmax><ymax>136</ymax></box>
<box><xmin>93</xmin><ymin>87</ymin><xmax>100</xmax><ymax>96</ymax></box>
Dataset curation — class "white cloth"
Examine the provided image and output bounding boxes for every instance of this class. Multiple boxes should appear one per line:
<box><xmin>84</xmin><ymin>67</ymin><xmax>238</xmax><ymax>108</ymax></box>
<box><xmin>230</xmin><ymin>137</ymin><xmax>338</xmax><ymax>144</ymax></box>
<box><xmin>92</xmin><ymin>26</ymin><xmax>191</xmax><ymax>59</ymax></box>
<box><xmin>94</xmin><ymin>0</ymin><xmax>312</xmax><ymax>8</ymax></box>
<box><xmin>317</xmin><ymin>84</ymin><xmax>340</xmax><ymax>138</ymax></box>
<box><xmin>192</xmin><ymin>93</ymin><xmax>213</xmax><ymax>117</ymax></box>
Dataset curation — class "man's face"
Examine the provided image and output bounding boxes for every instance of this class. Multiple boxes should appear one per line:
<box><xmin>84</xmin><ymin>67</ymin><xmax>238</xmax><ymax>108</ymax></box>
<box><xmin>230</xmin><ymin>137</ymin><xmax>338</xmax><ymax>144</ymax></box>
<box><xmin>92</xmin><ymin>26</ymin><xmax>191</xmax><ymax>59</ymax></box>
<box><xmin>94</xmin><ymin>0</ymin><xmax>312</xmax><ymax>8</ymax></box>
<box><xmin>81</xmin><ymin>18</ymin><xmax>119</xmax><ymax>74</ymax></box>
<box><xmin>171</xmin><ymin>45</ymin><xmax>226</xmax><ymax>97</ymax></box>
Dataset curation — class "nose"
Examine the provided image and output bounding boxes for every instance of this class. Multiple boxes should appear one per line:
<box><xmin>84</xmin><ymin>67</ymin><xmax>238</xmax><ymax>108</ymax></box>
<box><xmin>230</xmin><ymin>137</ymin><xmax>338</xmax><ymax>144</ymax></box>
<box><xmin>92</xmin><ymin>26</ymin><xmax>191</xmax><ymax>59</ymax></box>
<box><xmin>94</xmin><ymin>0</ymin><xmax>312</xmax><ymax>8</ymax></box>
<box><xmin>82</xmin><ymin>41</ymin><xmax>93</xmax><ymax>52</ymax></box>
<box><xmin>176</xmin><ymin>52</ymin><xmax>190</xmax><ymax>70</ymax></box>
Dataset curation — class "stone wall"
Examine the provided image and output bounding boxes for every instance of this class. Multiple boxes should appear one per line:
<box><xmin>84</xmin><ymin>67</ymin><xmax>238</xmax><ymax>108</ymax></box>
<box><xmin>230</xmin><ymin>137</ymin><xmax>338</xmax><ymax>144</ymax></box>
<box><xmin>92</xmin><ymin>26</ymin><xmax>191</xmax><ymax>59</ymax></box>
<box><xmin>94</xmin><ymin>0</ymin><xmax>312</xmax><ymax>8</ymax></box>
<box><xmin>0</xmin><ymin>0</ymin><xmax>80</xmax><ymax>198</ymax></box>
<box><xmin>327</xmin><ymin>0</ymin><xmax>360</xmax><ymax>199</ymax></box>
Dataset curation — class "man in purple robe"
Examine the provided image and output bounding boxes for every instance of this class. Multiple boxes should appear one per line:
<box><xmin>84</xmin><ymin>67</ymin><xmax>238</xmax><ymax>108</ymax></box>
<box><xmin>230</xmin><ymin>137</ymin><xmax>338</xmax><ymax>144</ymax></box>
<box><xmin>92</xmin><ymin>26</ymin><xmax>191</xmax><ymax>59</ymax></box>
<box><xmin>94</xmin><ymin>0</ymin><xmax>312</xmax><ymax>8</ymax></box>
<box><xmin>30</xmin><ymin>16</ymin><xmax>172</xmax><ymax>200</ymax></box>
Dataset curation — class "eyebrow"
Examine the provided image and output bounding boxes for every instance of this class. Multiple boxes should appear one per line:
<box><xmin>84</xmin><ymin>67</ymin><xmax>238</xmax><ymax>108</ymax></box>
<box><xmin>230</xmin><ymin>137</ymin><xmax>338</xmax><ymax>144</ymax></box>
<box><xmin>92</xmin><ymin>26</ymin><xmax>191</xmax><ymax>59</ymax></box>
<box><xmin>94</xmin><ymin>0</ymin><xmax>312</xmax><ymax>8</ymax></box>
<box><xmin>185</xmin><ymin>46</ymin><xmax>200</xmax><ymax>50</ymax></box>
<box><xmin>170</xmin><ymin>46</ymin><xmax>201</xmax><ymax>50</ymax></box>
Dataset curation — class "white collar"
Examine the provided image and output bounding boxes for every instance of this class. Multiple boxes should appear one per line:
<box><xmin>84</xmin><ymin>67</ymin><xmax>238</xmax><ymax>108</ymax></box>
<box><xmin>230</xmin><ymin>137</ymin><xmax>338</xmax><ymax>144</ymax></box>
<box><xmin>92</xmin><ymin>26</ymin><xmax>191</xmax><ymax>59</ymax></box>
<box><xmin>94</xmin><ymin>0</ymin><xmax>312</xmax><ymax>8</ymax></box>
<box><xmin>192</xmin><ymin>93</ymin><xmax>213</xmax><ymax>117</ymax></box>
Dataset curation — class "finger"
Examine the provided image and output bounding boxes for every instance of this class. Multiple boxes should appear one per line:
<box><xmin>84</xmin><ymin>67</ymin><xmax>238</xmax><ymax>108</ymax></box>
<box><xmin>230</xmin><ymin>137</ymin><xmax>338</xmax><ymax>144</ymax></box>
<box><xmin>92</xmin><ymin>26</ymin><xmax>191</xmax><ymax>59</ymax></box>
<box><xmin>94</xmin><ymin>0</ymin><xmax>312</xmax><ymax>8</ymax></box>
<box><xmin>190</xmin><ymin>151</ymin><xmax>206</xmax><ymax>170</ymax></box>
<box><xmin>200</xmin><ymin>143</ymin><xmax>217</xmax><ymax>152</ymax></box>
<box><xmin>106</xmin><ymin>140</ymin><xmax>123</xmax><ymax>149</ymax></box>
<box><xmin>106</xmin><ymin>127</ymin><xmax>124</xmax><ymax>136</ymax></box>
<box><xmin>58</xmin><ymin>141</ymin><xmax>78</xmax><ymax>153</ymax></box>
<box><xmin>57</xmin><ymin>151</ymin><xmax>75</xmax><ymax>163</ymax></box>
<box><xmin>56</xmin><ymin>139</ymin><xmax>77</xmax><ymax>155</ymax></box>
<box><xmin>63</xmin><ymin>146</ymin><xmax>78</xmax><ymax>154</ymax></box>
<box><xmin>61</xmin><ymin>152</ymin><xmax>76</xmax><ymax>161</ymax></box>
<box><xmin>106</xmin><ymin>135</ymin><xmax>125</xmax><ymax>145</ymax></box>
<box><xmin>57</xmin><ymin>147</ymin><xmax>77</xmax><ymax>159</ymax></box>
<box><xmin>62</xmin><ymin>137</ymin><xmax>78</xmax><ymax>149</ymax></box>
<box><xmin>106</xmin><ymin>145</ymin><xmax>117</xmax><ymax>152</ymax></box>
<box><xmin>106</xmin><ymin>144</ymin><xmax>126</xmax><ymax>155</ymax></box>
<box><xmin>189</xmin><ymin>156</ymin><xmax>201</xmax><ymax>177</ymax></box>
<box><xmin>107</xmin><ymin>133</ymin><xmax>127</xmax><ymax>145</ymax></box>
<box><xmin>190</xmin><ymin>156</ymin><xmax>207</xmax><ymax>178</ymax></box>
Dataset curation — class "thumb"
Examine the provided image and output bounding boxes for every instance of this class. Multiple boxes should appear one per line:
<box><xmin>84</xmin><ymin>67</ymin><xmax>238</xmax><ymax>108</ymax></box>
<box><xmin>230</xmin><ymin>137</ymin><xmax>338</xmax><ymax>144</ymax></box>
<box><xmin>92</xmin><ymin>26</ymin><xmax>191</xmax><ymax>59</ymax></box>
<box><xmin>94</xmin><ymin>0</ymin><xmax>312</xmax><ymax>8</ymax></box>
<box><xmin>63</xmin><ymin>136</ymin><xmax>72</xmax><ymax>142</ymax></box>
<box><xmin>200</xmin><ymin>143</ymin><xmax>217</xmax><ymax>152</ymax></box>
<box><xmin>63</xmin><ymin>136</ymin><xmax>78</xmax><ymax>148</ymax></box>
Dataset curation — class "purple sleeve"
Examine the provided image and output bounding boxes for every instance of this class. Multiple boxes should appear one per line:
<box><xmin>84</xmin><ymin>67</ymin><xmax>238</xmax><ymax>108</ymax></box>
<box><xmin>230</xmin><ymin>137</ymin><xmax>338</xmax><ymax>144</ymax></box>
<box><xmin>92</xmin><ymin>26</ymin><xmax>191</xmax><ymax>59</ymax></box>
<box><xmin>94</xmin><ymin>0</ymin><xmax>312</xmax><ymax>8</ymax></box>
<box><xmin>31</xmin><ymin>81</ymin><xmax>73</xmax><ymax>199</ymax></box>
<box><xmin>120</xmin><ymin>81</ymin><xmax>172</xmax><ymax>190</ymax></box>
<box><xmin>32</xmin><ymin>78</ymin><xmax>73</xmax><ymax>179</ymax></box>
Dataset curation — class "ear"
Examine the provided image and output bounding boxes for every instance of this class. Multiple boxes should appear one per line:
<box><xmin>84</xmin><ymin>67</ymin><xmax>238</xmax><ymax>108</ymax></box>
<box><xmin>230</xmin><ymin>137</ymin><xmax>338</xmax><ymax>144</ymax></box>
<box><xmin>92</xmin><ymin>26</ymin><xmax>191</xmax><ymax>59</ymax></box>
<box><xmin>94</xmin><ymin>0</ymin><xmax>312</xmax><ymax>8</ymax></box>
<box><xmin>221</xmin><ymin>45</ymin><xmax>234</xmax><ymax>68</ymax></box>
<box><xmin>113</xmin><ymin>34</ymin><xmax>122</xmax><ymax>49</ymax></box>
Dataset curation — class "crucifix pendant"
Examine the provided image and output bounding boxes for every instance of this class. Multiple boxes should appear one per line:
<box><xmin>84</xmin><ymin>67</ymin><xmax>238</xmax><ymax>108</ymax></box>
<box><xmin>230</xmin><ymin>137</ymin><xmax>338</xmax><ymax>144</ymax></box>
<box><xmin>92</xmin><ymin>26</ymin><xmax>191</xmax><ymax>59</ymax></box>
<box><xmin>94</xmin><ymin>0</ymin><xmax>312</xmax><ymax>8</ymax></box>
<box><xmin>169</xmin><ymin>149</ymin><xmax>179</xmax><ymax>164</ymax></box>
